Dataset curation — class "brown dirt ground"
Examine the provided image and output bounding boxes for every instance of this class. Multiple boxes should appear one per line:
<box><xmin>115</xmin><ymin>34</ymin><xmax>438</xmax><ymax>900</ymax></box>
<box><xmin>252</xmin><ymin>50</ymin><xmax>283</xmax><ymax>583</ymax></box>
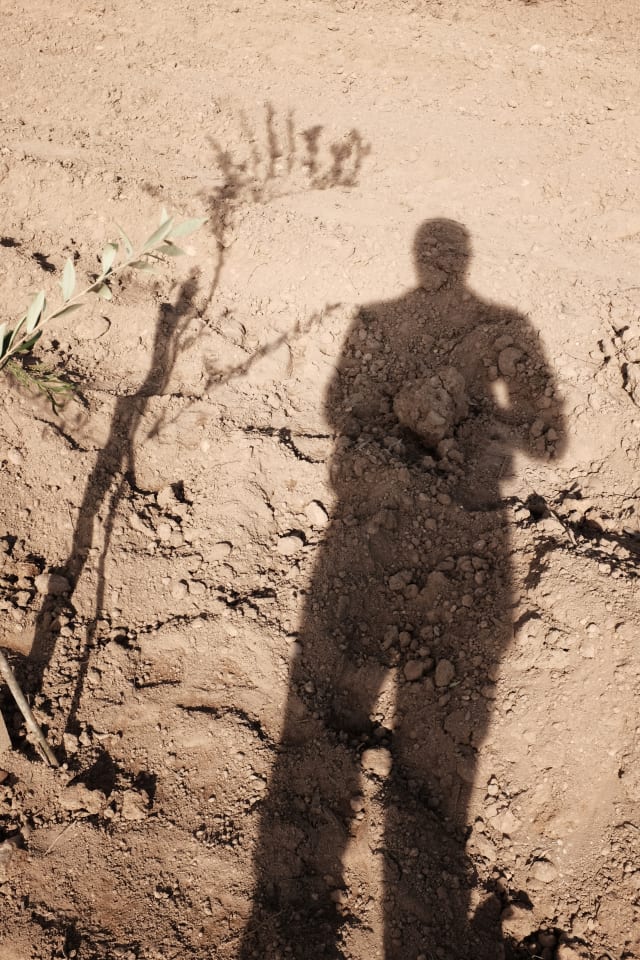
<box><xmin>1</xmin><ymin>1</ymin><xmax>640</xmax><ymax>958</ymax></box>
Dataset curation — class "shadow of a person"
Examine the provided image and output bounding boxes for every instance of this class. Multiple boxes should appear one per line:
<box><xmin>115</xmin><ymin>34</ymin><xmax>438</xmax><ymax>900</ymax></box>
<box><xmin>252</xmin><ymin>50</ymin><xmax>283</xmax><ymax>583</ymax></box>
<box><xmin>240</xmin><ymin>219</ymin><xmax>565</xmax><ymax>960</ymax></box>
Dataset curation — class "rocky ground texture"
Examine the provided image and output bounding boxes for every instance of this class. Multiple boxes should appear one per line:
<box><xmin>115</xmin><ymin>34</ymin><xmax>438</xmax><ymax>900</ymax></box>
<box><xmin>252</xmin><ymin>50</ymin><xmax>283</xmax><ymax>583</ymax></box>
<box><xmin>1</xmin><ymin>1</ymin><xmax>640</xmax><ymax>958</ymax></box>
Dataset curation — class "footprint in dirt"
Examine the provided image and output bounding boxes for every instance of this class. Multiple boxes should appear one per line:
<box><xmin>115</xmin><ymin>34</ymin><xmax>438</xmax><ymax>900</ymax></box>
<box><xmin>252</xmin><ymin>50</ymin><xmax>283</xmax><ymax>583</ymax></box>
<box><xmin>239</xmin><ymin>219</ymin><xmax>566</xmax><ymax>960</ymax></box>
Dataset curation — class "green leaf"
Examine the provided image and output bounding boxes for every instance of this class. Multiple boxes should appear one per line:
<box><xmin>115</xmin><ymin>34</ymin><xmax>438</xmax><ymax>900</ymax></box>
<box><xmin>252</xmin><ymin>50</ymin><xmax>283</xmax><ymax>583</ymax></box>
<box><xmin>8</xmin><ymin>316</ymin><xmax>26</xmax><ymax>348</ymax></box>
<box><xmin>116</xmin><ymin>222</ymin><xmax>134</xmax><ymax>257</ymax></box>
<box><xmin>61</xmin><ymin>258</ymin><xmax>76</xmax><ymax>302</ymax></box>
<box><xmin>101</xmin><ymin>242</ymin><xmax>118</xmax><ymax>275</ymax></box>
<box><xmin>160</xmin><ymin>205</ymin><xmax>170</xmax><ymax>225</ymax></box>
<box><xmin>49</xmin><ymin>303</ymin><xmax>84</xmax><ymax>320</ymax></box>
<box><xmin>169</xmin><ymin>217</ymin><xmax>207</xmax><ymax>239</ymax></box>
<box><xmin>95</xmin><ymin>283</ymin><xmax>113</xmax><ymax>300</ymax></box>
<box><xmin>161</xmin><ymin>242</ymin><xmax>186</xmax><ymax>257</ymax></box>
<box><xmin>0</xmin><ymin>322</ymin><xmax>8</xmax><ymax>355</ymax></box>
<box><xmin>142</xmin><ymin>218</ymin><xmax>174</xmax><ymax>253</ymax></box>
<box><xmin>25</xmin><ymin>290</ymin><xmax>46</xmax><ymax>334</ymax></box>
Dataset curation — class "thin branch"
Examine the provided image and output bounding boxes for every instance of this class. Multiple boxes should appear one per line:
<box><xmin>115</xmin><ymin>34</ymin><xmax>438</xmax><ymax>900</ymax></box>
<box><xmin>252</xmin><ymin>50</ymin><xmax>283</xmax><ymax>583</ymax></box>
<box><xmin>0</xmin><ymin>649</ymin><xmax>59</xmax><ymax>767</ymax></box>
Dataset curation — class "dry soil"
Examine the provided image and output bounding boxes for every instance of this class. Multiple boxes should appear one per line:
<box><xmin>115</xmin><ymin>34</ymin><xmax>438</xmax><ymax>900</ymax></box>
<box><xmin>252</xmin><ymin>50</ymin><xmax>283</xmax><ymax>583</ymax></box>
<box><xmin>1</xmin><ymin>1</ymin><xmax>640</xmax><ymax>959</ymax></box>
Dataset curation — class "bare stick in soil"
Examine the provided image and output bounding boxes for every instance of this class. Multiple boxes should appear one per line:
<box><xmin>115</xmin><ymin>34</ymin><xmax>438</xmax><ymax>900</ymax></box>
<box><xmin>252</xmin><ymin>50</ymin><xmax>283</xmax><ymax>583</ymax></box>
<box><xmin>0</xmin><ymin>650</ymin><xmax>59</xmax><ymax>767</ymax></box>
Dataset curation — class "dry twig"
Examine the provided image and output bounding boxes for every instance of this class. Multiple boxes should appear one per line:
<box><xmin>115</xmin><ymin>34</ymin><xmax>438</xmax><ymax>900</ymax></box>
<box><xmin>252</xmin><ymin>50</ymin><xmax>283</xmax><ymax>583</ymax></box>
<box><xmin>0</xmin><ymin>649</ymin><xmax>59</xmax><ymax>767</ymax></box>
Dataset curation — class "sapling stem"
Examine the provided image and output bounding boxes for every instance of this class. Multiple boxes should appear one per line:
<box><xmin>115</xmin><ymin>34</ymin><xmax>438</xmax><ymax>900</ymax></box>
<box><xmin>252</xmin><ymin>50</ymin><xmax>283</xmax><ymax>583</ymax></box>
<box><xmin>0</xmin><ymin>649</ymin><xmax>59</xmax><ymax>767</ymax></box>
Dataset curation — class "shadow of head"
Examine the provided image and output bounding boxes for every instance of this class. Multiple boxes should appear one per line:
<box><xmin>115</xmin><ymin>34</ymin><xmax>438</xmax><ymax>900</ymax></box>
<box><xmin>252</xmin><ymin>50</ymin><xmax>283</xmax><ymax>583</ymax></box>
<box><xmin>413</xmin><ymin>218</ymin><xmax>472</xmax><ymax>287</ymax></box>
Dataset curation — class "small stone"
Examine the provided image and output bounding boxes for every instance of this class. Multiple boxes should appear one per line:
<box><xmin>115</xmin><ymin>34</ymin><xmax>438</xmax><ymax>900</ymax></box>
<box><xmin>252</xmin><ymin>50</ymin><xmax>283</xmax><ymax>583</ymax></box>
<box><xmin>189</xmin><ymin>580</ymin><xmax>207</xmax><ymax>596</ymax></box>
<box><xmin>434</xmin><ymin>659</ymin><xmax>455</xmax><ymax>687</ymax></box>
<box><xmin>34</xmin><ymin>573</ymin><xmax>71</xmax><ymax>596</ymax></box>
<box><xmin>501</xmin><ymin>903</ymin><xmax>534</xmax><ymax>940</ymax></box>
<box><xmin>530</xmin><ymin>858</ymin><xmax>557</xmax><ymax>883</ymax></box>
<box><xmin>277</xmin><ymin>534</ymin><xmax>305</xmax><ymax>556</ymax></box>
<box><xmin>63</xmin><ymin>733</ymin><xmax>79</xmax><ymax>755</ymax></box>
<box><xmin>471</xmin><ymin>833</ymin><xmax>496</xmax><ymax>860</ymax></box>
<box><xmin>129</xmin><ymin>514</ymin><xmax>153</xmax><ymax>537</ymax></box>
<box><xmin>0</xmin><ymin>840</ymin><xmax>18</xmax><ymax>868</ymax></box>
<box><xmin>156</xmin><ymin>522</ymin><xmax>172</xmax><ymax>541</ymax></box>
<box><xmin>305</xmin><ymin>501</ymin><xmax>329</xmax><ymax>527</ymax></box>
<box><xmin>393</xmin><ymin>369</ymin><xmax>467</xmax><ymax>446</ymax></box>
<box><xmin>210</xmin><ymin>541</ymin><xmax>232</xmax><ymax>560</ymax></box>
<box><xmin>7</xmin><ymin>448</ymin><xmax>23</xmax><ymax>465</ymax></box>
<box><xmin>497</xmin><ymin>809</ymin><xmax>521</xmax><ymax>836</ymax></box>
<box><xmin>156</xmin><ymin>486</ymin><xmax>178</xmax><ymax>509</ymax></box>
<box><xmin>403</xmin><ymin>660</ymin><xmax>425</xmax><ymax>682</ymax></box>
<box><xmin>382</xmin><ymin>626</ymin><xmax>398</xmax><ymax>649</ymax></box>
<box><xmin>556</xmin><ymin>945</ymin><xmax>584</xmax><ymax>960</ymax></box>
<box><xmin>349</xmin><ymin>795</ymin><xmax>365</xmax><ymax>813</ymax></box>
<box><xmin>361</xmin><ymin>747</ymin><xmax>392</xmax><ymax>778</ymax></box>
<box><xmin>60</xmin><ymin>784</ymin><xmax>106</xmax><ymax>815</ymax></box>
<box><xmin>389</xmin><ymin>570</ymin><xmax>410</xmax><ymax>591</ymax></box>
<box><xmin>498</xmin><ymin>347</ymin><xmax>523</xmax><ymax>378</ymax></box>
<box><xmin>171</xmin><ymin>580</ymin><xmax>188</xmax><ymax>601</ymax></box>
<box><xmin>120</xmin><ymin>789</ymin><xmax>148</xmax><ymax>822</ymax></box>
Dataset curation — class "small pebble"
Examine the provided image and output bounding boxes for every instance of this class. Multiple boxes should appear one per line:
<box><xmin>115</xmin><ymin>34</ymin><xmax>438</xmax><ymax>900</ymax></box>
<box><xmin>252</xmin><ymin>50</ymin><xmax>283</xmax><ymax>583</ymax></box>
<box><xmin>529</xmin><ymin>858</ymin><xmax>557</xmax><ymax>883</ymax></box>
<box><xmin>60</xmin><ymin>784</ymin><xmax>105</xmax><ymax>815</ymax></box>
<box><xmin>210</xmin><ymin>541</ymin><xmax>232</xmax><ymax>560</ymax></box>
<box><xmin>277</xmin><ymin>533</ymin><xmax>305</xmax><ymax>556</ymax></box>
<box><xmin>156</xmin><ymin>486</ymin><xmax>177</xmax><ymax>509</ymax></box>
<box><xmin>34</xmin><ymin>573</ymin><xmax>71</xmax><ymax>596</ymax></box>
<box><xmin>434</xmin><ymin>658</ymin><xmax>455</xmax><ymax>687</ymax></box>
<box><xmin>171</xmin><ymin>580</ymin><xmax>189</xmax><ymax>601</ymax></box>
<box><xmin>361</xmin><ymin>747</ymin><xmax>392</xmax><ymax>778</ymax></box>
<box><xmin>305</xmin><ymin>501</ymin><xmax>329</xmax><ymax>527</ymax></box>
<box><xmin>120</xmin><ymin>790</ymin><xmax>148</xmax><ymax>822</ymax></box>
<box><xmin>498</xmin><ymin>347</ymin><xmax>523</xmax><ymax>377</ymax></box>
<box><xmin>403</xmin><ymin>660</ymin><xmax>425</xmax><ymax>682</ymax></box>
<box><xmin>63</xmin><ymin>733</ymin><xmax>79</xmax><ymax>755</ymax></box>
<box><xmin>156</xmin><ymin>522</ymin><xmax>172</xmax><ymax>541</ymax></box>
